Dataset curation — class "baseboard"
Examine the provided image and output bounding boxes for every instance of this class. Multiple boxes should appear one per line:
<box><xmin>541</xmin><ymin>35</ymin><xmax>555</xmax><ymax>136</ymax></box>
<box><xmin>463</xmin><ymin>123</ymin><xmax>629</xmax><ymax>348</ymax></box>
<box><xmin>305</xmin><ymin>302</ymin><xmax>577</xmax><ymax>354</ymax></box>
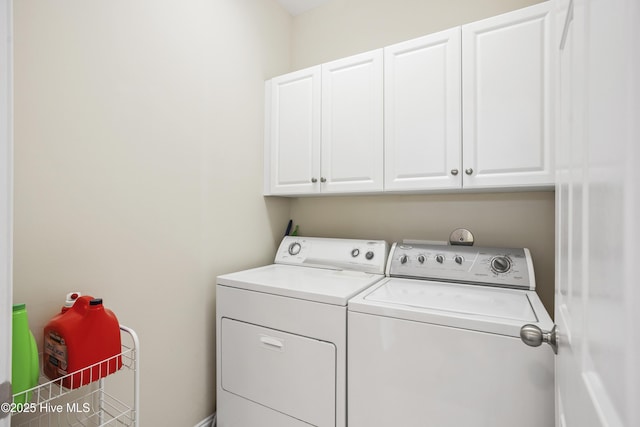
<box><xmin>194</xmin><ymin>413</ymin><xmax>216</xmax><ymax>427</ymax></box>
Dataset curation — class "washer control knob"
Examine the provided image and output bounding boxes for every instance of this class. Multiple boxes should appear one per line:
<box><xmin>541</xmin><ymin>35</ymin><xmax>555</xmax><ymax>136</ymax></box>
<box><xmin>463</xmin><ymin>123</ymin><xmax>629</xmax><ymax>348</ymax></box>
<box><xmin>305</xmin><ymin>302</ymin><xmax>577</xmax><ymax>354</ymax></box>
<box><xmin>351</xmin><ymin>248</ymin><xmax>360</xmax><ymax>258</ymax></box>
<box><xmin>288</xmin><ymin>242</ymin><xmax>302</xmax><ymax>256</ymax></box>
<box><xmin>435</xmin><ymin>254</ymin><xmax>445</xmax><ymax>264</ymax></box>
<box><xmin>454</xmin><ymin>255</ymin><xmax>464</xmax><ymax>265</ymax></box>
<box><xmin>400</xmin><ymin>255</ymin><xmax>408</xmax><ymax>264</ymax></box>
<box><xmin>491</xmin><ymin>256</ymin><xmax>511</xmax><ymax>273</ymax></box>
<box><xmin>365</xmin><ymin>251</ymin><xmax>374</xmax><ymax>260</ymax></box>
<box><xmin>417</xmin><ymin>255</ymin><xmax>426</xmax><ymax>264</ymax></box>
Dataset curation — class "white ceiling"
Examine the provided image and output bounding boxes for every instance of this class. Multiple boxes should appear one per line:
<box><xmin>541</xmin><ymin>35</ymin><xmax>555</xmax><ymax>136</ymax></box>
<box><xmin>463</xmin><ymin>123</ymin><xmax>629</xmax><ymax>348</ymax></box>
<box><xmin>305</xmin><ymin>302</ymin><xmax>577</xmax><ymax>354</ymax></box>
<box><xmin>275</xmin><ymin>0</ymin><xmax>330</xmax><ymax>16</ymax></box>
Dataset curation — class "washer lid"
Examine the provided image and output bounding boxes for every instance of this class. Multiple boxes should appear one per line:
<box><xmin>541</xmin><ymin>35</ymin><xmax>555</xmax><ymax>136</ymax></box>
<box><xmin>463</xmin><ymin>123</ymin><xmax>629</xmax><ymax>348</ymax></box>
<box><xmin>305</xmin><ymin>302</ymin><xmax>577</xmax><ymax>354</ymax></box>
<box><xmin>217</xmin><ymin>264</ymin><xmax>385</xmax><ymax>306</ymax></box>
<box><xmin>349</xmin><ymin>278</ymin><xmax>553</xmax><ymax>337</ymax></box>
<box><xmin>366</xmin><ymin>278</ymin><xmax>536</xmax><ymax>321</ymax></box>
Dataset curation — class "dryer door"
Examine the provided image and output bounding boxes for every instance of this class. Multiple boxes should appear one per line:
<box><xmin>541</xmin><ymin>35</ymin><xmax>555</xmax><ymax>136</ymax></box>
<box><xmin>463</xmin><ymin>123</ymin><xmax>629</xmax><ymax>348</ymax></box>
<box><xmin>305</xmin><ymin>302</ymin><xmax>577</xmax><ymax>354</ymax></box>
<box><xmin>221</xmin><ymin>318</ymin><xmax>336</xmax><ymax>426</ymax></box>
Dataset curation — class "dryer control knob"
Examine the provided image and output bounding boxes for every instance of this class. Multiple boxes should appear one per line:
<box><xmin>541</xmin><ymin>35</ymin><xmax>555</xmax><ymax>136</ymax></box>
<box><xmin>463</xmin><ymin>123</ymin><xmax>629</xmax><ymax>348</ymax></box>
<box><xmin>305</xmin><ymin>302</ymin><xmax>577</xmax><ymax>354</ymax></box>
<box><xmin>400</xmin><ymin>255</ymin><xmax>408</xmax><ymax>264</ymax></box>
<box><xmin>288</xmin><ymin>242</ymin><xmax>302</xmax><ymax>256</ymax></box>
<box><xmin>454</xmin><ymin>255</ymin><xmax>464</xmax><ymax>265</ymax></box>
<box><xmin>351</xmin><ymin>248</ymin><xmax>360</xmax><ymax>258</ymax></box>
<box><xmin>365</xmin><ymin>251</ymin><xmax>374</xmax><ymax>260</ymax></box>
<box><xmin>417</xmin><ymin>255</ymin><xmax>426</xmax><ymax>264</ymax></box>
<box><xmin>435</xmin><ymin>255</ymin><xmax>445</xmax><ymax>264</ymax></box>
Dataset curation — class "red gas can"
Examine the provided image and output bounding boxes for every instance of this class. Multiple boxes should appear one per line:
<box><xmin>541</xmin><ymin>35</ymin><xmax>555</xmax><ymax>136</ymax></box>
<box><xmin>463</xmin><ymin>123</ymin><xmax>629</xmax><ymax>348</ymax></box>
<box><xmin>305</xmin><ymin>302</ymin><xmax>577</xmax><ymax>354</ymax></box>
<box><xmin>44</xmin><ymin>297</ymin><xmax>122</xmax><ymax>388</ymax></box>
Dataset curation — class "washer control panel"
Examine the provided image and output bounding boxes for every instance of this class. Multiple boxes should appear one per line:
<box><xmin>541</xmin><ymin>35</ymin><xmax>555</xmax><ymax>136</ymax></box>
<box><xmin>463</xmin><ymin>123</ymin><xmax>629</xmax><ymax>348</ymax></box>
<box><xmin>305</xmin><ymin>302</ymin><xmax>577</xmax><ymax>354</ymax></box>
<box><xmin>275</xmin><ymin>236</ymin><xmax>389</xmax><ymax>275</ymax></box>
<box><xmin>387</xmin><ymin>242</ymin><xmax>534</xmax><ymax>290</ymax></box>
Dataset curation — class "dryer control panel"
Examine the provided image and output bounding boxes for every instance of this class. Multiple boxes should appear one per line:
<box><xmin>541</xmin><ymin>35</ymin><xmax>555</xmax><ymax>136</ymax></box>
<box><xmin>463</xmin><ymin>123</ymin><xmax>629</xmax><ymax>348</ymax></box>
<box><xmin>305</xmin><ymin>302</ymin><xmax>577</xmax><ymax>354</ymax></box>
<box><xmin>387</xmin><ymin>242</ymin><xmax>535</xmax><ymax>290</ymax></box>
<box><xmin>275</xmin><ymin>236</ymin><xmax>389</xmax><ymax>275</ymax></box>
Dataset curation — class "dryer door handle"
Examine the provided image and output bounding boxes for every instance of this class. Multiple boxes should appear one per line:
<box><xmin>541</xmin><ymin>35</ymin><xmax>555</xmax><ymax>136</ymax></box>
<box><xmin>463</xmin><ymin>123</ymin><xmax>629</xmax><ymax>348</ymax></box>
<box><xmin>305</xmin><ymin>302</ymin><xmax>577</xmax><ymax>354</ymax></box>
<box><xmin>260</xmin><ymin>335</ymin><xmax>284</xmax><ymax>349</ymax></box>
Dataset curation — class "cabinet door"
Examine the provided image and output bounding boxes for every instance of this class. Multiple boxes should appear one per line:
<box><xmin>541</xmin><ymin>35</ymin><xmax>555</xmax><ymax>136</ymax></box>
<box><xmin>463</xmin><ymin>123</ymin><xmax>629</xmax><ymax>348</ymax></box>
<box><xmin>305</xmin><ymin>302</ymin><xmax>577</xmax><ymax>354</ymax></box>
<box><xmin>321</xmin><ymin>50</ymin><xmax>384</xmax><ymax>193</ymax></box>
<box><xmin>462</xmin><ymin>2</ymin><xmax>553</xmax><ymax>189</ymax></box>
<box><xmin>384</xmin><ymin>28</ymin><xmax>462</xmax><ymax>191</ymax></box>
<box><xmin>267</xmin><ymin>66</ymin><xmax>321</xmax><ymax>195</ymax></box>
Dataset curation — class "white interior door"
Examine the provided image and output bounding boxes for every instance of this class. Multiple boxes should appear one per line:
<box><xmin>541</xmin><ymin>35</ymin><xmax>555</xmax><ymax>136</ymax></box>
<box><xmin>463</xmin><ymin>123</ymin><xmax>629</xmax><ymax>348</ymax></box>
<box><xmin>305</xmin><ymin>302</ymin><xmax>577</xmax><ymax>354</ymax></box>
<box><xmin>0</xmin><ymin>0</ymin><xmax>12</xmax><ymax>425</ymax></box>
<box><xmin>554</xmin><ymin>0</ymin><xmax>640</xmax><ymax>426</ymax></box>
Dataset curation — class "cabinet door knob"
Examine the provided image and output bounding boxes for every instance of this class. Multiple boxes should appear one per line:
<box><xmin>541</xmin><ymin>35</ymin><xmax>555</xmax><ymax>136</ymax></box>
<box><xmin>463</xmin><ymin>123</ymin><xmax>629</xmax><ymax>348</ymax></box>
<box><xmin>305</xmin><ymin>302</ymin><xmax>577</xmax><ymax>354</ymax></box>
<box><xmin>451</xmin><ymin>169</ymin><xmax>459</xmax><ymax>176</ymax></box>
<box><xmin>320</xmin><ymin>177</ymin><xmax>327</xmax><ymax>183</ymax></box>
<box><xmin>465</xmin><ymin>168</ymin><xmax>474</xmax><ymax>175</ymax></box>
<box><xmin>311</xmin><ymin>178</ymin><xmax>318</xmax><ymax>183</ymax></box>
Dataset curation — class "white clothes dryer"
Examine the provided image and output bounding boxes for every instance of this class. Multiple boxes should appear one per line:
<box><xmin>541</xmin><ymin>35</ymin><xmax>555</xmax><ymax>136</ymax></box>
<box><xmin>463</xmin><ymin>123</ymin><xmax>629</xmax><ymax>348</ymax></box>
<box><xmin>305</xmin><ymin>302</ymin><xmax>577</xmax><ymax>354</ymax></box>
<box><xmin>348</xmin><ymin>242</ymin><xmax>555</xmax><ymax>427</ymax></box>
<box><xmin>216</xmin><ymin>236</ymin><xmax>388</xmax><ymax>427</ymax></box>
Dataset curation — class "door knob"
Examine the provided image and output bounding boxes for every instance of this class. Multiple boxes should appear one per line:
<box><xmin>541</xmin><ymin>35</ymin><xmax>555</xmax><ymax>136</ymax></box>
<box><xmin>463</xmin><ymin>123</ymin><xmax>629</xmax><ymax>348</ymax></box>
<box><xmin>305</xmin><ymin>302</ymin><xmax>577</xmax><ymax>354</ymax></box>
<box><xmin>451</xmin><ymin>169</ymin><xmax>459</xmax><ymax>176</ymax></box>
<box><xmin>465</xmin><ymin>168</ymin><xmax>474</xmax><ymax>175</ymax></box>
<box><xmin>520</xmin><ymin>324</ymin><xmax>558</xmax><ymax>354</ymax></box>
<box><xmin>311</xmin><ymin>178</ymin><xmax>318</xmax><ymax>183</ymax></box>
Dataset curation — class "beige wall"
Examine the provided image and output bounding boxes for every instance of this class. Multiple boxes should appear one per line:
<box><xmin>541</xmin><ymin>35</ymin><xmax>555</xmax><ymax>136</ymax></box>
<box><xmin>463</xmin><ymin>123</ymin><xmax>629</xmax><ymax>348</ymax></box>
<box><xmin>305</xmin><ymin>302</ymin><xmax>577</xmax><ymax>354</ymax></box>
<box><xmin>288</xmin><ymin>0</ymin><xmax>555</xmax><ymax>314</ymax></box>
<box><xmin>292</xmin><ymin>0</ymin><xmax>546</xmax><ymax>70</ymax></box>
<box><xmin>13</xmin><ymin>0</ymin><xmax>291</xmax><ymax>425</ymax></box>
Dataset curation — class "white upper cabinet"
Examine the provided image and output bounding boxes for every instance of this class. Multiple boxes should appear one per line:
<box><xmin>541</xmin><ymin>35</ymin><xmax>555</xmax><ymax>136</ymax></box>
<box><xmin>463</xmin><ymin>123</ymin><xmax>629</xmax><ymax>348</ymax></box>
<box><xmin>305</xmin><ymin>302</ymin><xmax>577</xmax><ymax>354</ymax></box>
<box><xmin>264</xmin><ymin>2</ymin><xmax>553</xmax><ymax>196</ymax></box>
<box><xmin>384</xmin><ymin>27</ymin><xmax>462</xmax><ymax>191</ymax></box>
<box><xmin>462</xmin><ymin>2</ymin><xmax>553</xmax><ymax>189</ymax></box>
<box><xmin>266</xmin><ymin>66</ymin><xmax>321</xmax><ymax>195</ymax></box>
<box><xmin>266</xmin><ymin>51</ymin><xmax>383</xmax><ymax>196</ymax></box>
<box><xmin>321</xmin><ymin>50</ymin><xmax>384</xmax><ymax>194</ymax></box>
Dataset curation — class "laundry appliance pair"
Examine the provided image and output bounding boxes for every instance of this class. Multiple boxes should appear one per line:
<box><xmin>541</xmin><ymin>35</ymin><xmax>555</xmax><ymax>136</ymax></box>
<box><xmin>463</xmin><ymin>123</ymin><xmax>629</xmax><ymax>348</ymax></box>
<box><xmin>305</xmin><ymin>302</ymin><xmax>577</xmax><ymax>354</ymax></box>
<box><xmin>216</xmin><ymin>236</ymin><xmax>553</xmax><ymax>427</ymax></box>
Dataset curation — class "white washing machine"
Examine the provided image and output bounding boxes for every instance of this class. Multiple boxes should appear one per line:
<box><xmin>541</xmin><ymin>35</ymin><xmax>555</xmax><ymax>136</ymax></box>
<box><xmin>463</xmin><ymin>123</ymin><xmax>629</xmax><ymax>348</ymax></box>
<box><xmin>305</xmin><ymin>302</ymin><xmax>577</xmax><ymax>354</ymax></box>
<box><xmin>348</xmin><ymin>242</ymin><xmax>555</xmax><ymax>427</ymax></box>
<box><xmin>216</xmin><ymin>236</ymin><xmax>388</xmax><ymax>427</ymax></box>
